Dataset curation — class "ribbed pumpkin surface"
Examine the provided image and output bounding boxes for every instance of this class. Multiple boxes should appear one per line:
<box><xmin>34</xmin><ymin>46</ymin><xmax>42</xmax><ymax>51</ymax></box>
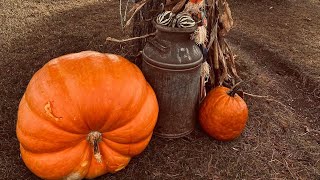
<box><xmin>16</xmin><ymin>51</ymin><xmax>158</xmax><ymax>179</ymax></box>
<box><xmin>199</xmin><ymin>86</ymin><xmax>248</xmax><ymax>141</ymax></box>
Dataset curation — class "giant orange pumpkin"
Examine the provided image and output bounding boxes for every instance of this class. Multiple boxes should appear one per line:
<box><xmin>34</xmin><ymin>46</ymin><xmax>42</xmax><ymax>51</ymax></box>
<box><xmin>16</xmin><ymin>51</ymin><xmax>159</xmax><ymax>179</ymax></box>
<box><xmin>199</xmin><ymin>86</ymin><xmax>248</xmax><ymax>141</ymax></box>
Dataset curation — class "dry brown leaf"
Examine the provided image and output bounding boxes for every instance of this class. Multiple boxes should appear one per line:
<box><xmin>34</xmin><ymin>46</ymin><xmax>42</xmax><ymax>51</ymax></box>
<box><xmin>165</xmin><ymin>0</ymin><xmax>181</xmax><ymax>11</ymax></box>
<box><xmin>207</xmin><ymin>0</ymin><xmax>215</xmax><ymax>7</ymax></box>
<box><xmin>206</xmin><ymin>1</ymin><xmax>218</xmax><ymax>49</ymax></box>
<box><xmin>124</xmin><ymin>0</ymin><xmax>148</xmax><ymax>29</ymax></box>
<box><xmin>207</xmin><ymin>48</ymin><xmax>216</xmax><ymax>84</ymax></box>
<box><xmin>128</xmin><ymin>0</ymin><xmax>148</xmax><ymax>14</ymax></box>
<box><xmin>207</xmin><ymin>21</ymin><xmax>218</xmax><ymax>49</ymax></box>
<box><xmin>219</xmin><ymin>1</ymin><xmax>233</xmax><ymax>36</ymax></box>
<box><xmin>217</xmin><ymin>42</ymin><xmax>228</xmax><ymax>85</ymax></box>
<box><xmin>224</xmin><ymin>41</ymin><xmax>240</xmax><ymax>79</ymax></box>
<box><xmin>171</xmin><ymin>0</ymin><xmax>188</xmax><ymax>13</ymax></box>
<box><xmin>213</xmin><ymin>38</ymin><xmax>219</xmax><ymax>69</ymax></box>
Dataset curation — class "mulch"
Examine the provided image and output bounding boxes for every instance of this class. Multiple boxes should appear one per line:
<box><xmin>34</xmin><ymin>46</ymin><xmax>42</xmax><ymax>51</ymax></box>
<box><xmin>1</xmin><ymin>0</ymin><xmax>319</xmax><ymax>179</ymax></box>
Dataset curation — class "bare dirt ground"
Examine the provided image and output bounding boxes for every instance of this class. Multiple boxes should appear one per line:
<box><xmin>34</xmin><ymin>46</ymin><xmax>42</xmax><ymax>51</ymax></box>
<box><xmin>1</xmin><ymin>0</ymin><xmax>319</xmax><ymax>179</ymax></box>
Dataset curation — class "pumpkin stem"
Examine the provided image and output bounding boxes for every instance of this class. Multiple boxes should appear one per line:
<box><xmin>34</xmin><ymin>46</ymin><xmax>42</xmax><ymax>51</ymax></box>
<box><xmin>87</xmin><ymin>131</ymin><xmax>102</xmax><ymax>163</ymax></box>
<box><xmin>227</xmin><ymin>81</ymin><xmax>243</xmax><ymax>97</ymax></box>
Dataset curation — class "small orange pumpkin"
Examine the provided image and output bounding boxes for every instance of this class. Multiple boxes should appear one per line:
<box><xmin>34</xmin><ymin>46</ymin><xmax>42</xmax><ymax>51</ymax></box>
<box><xmin>16</xmin><ymin>51</ymin><xmax>159</xmax><ymax>179</ymax></box>
<box><xmin>199</xmin><ymin>86</ymin><xmax>248</xmax><ymax>141</ymax></box>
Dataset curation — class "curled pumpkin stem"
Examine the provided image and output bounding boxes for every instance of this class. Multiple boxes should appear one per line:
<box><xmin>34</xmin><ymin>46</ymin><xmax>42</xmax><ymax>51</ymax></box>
<box><xmin>87</xmin><ymin>131</ymin><xmax>102</xmax><ymax>163</ymax></box>
<box><xmin>227</xmin><ymin>80</ymin><xmax>243</xmax><ymax>97</ymax></box>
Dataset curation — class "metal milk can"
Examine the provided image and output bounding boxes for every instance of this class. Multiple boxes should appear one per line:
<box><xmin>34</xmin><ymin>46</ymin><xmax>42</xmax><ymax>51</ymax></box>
<box><xmin>142</xmin><ymin>22</ymin><xmax>203</xmax><ymax>138</ymax></box>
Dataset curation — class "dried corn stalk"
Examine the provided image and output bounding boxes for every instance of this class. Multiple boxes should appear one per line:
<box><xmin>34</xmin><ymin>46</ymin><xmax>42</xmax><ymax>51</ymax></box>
<box><xmin>205</xmin><ymin>0</ymin><xmax>240</xmax><ymax>89</ymax></box>
<box><xmin>164</xmin><ymin>0</ymin><xmax>240</xmax><ymax>95</ymax></box>
<box><xmin>131</xmin><ymin>0</ymin><xmax>240</xmax><ymax>90</ymax></box>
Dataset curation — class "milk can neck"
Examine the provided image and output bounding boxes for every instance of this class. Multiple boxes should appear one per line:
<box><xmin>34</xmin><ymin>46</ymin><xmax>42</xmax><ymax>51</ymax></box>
<box><xmin>156</xmin><ymin>31</ymin><xmax>192</xmax><ymax>41</ymax></box>
<box><xmin>153</xmin><ymin>22</ymin><xmax>197</xmax><ymax>42</ymax></box>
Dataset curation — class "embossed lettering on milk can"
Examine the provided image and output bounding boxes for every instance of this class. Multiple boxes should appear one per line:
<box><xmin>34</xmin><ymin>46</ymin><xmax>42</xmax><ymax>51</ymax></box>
<box><xmin>142</xmin><ymin>21</ymin><xmax>203</xmax><ymax>138</ymax></box>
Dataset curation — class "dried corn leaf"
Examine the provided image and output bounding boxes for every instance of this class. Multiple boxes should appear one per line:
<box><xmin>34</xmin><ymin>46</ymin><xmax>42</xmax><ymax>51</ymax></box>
<box><xmin>207</xmin><ymin>21</ymin><xmax>218</xmax><ymax>49</ymax></box>
<box><xmin>228</xmin><ymin>56</ymin><xmax>239</xmax><ymax>78</ymax></box>
<box><xmin>213</xmin><ymin>38</ymin><xmax>219</xmax><ymax>69</ymax></box>
<box><xmin>165</xmin><ymin>0</ymin><xmax>181</xmax><ymax>11</ymax></box>
<box><xmin>206</xmin><ymin>1</ymin><xmax>218</xmax><ymax>49</ymax></box>
<box><xmin>223</xmin><ymin>40</ymin><xmax>239</xmax><ymax>79</ymax></box>
<box><xmin>128</xmin><ymin>0</ymin><xmax>148</xmax><ymax>14</ymax></box>
<box><xmin>207</xmin><ymin>48</ymin><xmax>216</xmax><ymax>83</ymax></box>
<box><xmin>227</xmin><ymin>53</ymin><xmax>240</xmax><ymax>79</ymax></box>
<box><xmin>171</xmin><ymin>0</ymin><xmax>188</xmax><ymax>13</ymax></box>
<box><xmin>219</xmin><ymin>1</ymin><xmax>233</xmax><ymax>36</ymax></box>
<box><xmin>200</xmin><ymin>61</ymin><xmax>211</xmax><ymax>100</ymax></box>
<box><xmin>217</xmin><ymin>43</ymin><xmax>229</xmax><ymax>85</ymax></box>
<box><xmin>207</xmin><ymin>0</ymin><xmax>215</xmax><ymax>7</ymax></box>
<box><xmin>124</xmin><ymin>0</ymin><xmax>148</xmax><ymax>28</ymax></box>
